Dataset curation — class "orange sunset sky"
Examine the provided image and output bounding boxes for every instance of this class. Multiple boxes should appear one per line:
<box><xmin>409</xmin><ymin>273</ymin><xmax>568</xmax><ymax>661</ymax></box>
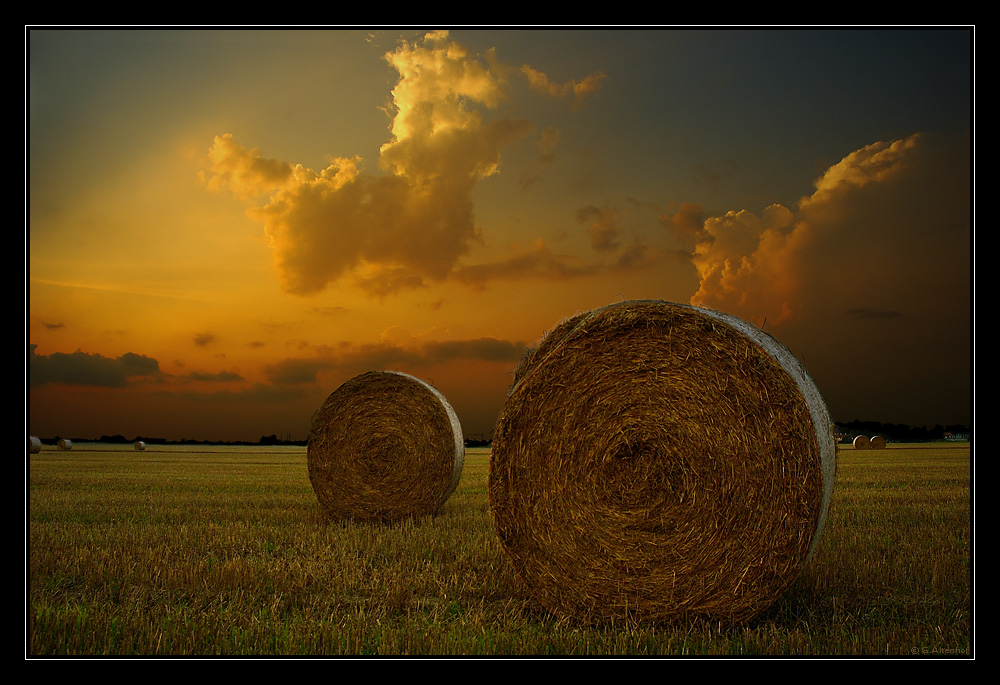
<box><xmin>27</xmin><ymin>28</ymin><xmax>973</xmax><ymax>442</ymax></box>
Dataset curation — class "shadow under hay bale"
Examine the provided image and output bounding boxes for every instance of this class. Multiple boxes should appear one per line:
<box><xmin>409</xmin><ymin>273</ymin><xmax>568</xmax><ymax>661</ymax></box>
<box><xmin>489</xmin><ymin>300</ymin><xmax>836</xmax><ymax>625</ymax></box>
<box><xmin>853</xmin><ymin>435</ymin><xmax>871</xmax><ymax>450</ymax></box>
<box><xmin>308</xmin><ymin>370</ymin><xmax>464</xmax><ymax>523</ymax></box>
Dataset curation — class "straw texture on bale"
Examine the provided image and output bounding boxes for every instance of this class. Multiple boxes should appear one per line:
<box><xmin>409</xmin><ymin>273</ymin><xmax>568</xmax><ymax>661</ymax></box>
<box><xmin>134</xmin><ymin>441</ymin><xmax>146</xmax><ymax>451</ymax></box>
<box><xmin>308</xmin><ymin>371</ymin><xmax>464</xmax><ymax>523</ymax></box>
<box><xmin>853</xmin><ymin>435</ymin><xmax>871</xmax><ymax>450</ymax></box>
<box><xmin>57</xmin><ymin>439</ymin><xmax>72</xmax><ymax>451</ymax></box>
<box><xmin>28</xmin><ymin>436</ymin><xmax>42</xmax><ymax>454</ymax></box>
<box><xmin>869</xmin><ymin>435</ymin><xmax>886</xmax><ymax>449</ymax></box>
<box><xmin>490</xmin><ymin>300</ymin><xmax>836</xmax><ymax>625</ymax></box>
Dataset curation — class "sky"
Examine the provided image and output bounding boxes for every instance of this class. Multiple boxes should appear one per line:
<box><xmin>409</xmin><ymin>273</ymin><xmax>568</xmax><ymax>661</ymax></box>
<box><xmin>26</xmin><ymin>28</ymin><xmax>974</xmax><ymax>442</ymax></box>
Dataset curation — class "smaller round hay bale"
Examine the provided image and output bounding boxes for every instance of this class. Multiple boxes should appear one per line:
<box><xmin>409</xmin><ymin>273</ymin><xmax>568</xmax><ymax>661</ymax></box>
<box><xmin>28</xmin><ymin>436</ymin><xmax>42</xmax><ymax>454</ymax></box>
<box><xmin>57</xmin><ymin>439</ymin><xmax>72</xmax><ymax>451</ymax></box>
<box><xmin>853</xmin><ymin>435</ymin><xmax>871</xmax><ymax>450</ymax></box>
<box><xmin>134</xmin><ymin>441</ymin><xmax>146</xmax><ymax>451</ymax></box>
<box><xmin>308</xmin><ymin>370</ymin><xmax>464</xmax><ymax>523</ymax></box>
<box><xmin>869</xmin><ymin>435</ymin><xmax>886</xmax><ymax>449</ymax></box>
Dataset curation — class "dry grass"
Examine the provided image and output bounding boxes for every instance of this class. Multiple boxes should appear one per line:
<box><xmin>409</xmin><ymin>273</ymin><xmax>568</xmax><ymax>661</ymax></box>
<box><xmin>27</xmin><ymin>442</ymin><xmax>971</xmax><ymax>656</ymax></box>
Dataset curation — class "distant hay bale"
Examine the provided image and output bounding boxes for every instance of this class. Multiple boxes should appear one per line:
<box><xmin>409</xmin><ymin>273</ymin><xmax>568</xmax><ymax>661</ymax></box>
<box><xmin>489</xmin><ymin>300</ymin><xmax>836</xmax><ymax>625</ymax></box>
<box><xmin>134</xmin><ymin>441</ymin><xmax>146</xmax><ymax>451</ymax></box>
<box><xmin>28</xmin><ymin>436</ymin><xmax>42</xmax><ymax>454</ymax></box>
<box><xmin>869</xmin><ymin>435</ymin><xmax>886</xmax><ymax>449</ymax></box>
<box><xmin>57</xmin><ymin>439</ymin><xmax>72</xmax><ymax>451</ymax></box>
<box><xmin>853</xmin><ymin>435</ymin><xmax>871</xmax><ymax>450</ymax></box>
<box><xmin>307</xmin><ymin>370</ymin><xmax>464</xmax><ymax>523</ymax></box>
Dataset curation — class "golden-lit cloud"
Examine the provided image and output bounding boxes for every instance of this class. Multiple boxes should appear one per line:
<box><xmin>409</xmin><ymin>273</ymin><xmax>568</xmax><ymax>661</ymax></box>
<box><xmin>802</xmin><ymin>135</ymin><xmax>923</xmax><ymax>209</ymax></box>
<box><xmin>687</xmin><ymin>132</ymin><xmax>969</xmax><ymax>328</ymax></box>
<box><xmin>690</xmin><ymin>203</ymin><xmax>799</xmax><ymax>324</ymax></box>
<box><xmin>680</xmin><ymin>130</ymin><xmax>971</xmax><ymax>426</ymax></box>
<box><xmin>202</xmin><ymin>133</ymin><xmax>295</xmax><ymax>199</ymax></box>
<box><xmin>201</xmin><ymin>31</ymin><xmax>606</xmax><ymax>298</ymax></box>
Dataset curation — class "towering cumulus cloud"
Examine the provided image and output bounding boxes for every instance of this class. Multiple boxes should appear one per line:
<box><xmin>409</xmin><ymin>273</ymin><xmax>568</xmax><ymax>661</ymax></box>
<box><xmin>202</xmin><ymin>31</ymin><xmax>602</xmax><ymax>298</ymax></box>
<box><xmin>688</xmin><ymin>132</ymin><xmax>970</xmax><ymax>328</ymax></box>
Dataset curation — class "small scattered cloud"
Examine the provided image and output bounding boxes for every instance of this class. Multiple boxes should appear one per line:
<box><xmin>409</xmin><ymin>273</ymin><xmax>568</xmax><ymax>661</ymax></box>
<box><xmin>308</xmin><ymin>306</ymin><xmax>351</xmax><ymax>318</ymax></box>
<box><xmin>186</xmin><ymin>370</ymin><xmax>244</xmax><ymax>382</ymax></box>
<box><xmin>520</xmin><ymin>64</ymin><xmax>607</xmax><ymax>110</ymax></box>
<box><xmin>193</xmin><ymin>333</ymin><xmax>215</xmax><ymax>347</ymax></box>
<box><xmin>450</xmin><ymin>239</ymin><xmax>599</xmax><ymax>290</ymax></box>
<box><xmin>263</xmin><ymin>332</ymin><xmax>526</xmax><ymax>386</ymax></box>
<box><xmin>690</xmin><ymin>161</ymin><xmax>738</xmax><ymax>197</ymax></box>
<box><xmin>263</xmin><ymin>357</ymin><xmax>335</xmax><ymax>385</ymax></box>
<box><xmin>518</xmin><ymin>126</ymin><xmax>561</xmax><ymax>190</ymax></box>
<box><xmin>575</xmin><ymin>205</ymin><xmax>622</xmax><ymax>252</ymax></box>
<box><xmin>660</xmin><ymin>202</ymin><xmax>707</xmax><ymax>250</ymax></box>
<box><xmin>536</xmin><ymin>126</ymin><xmax>560</xmax><ymax>162</ymax></box>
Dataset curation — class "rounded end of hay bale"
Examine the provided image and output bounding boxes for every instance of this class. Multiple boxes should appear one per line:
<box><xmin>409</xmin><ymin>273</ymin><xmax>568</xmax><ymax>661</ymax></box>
<box><xmin>853</xmin><ymin>435</ymin><xmax>871</xmax><ymax>450</ymax></box>
<box><xmin>307</xmin><ymin>370</ymin><xmax>464</xmax><ymax>523</ymax></box>
<box><xmin>869</xmin><ymin>435</ymin><xmax>886</xmax><ymax>449</ymax></box>
<box><xmin>28</xmin><ymin>436</ymin><xmax>42</xmax><ymax>454</ymax></box>
<box><xmin>133</xmin><ymin>441</ymin><xmax>146</xmax><ymax>451</ymax></box>
<box><xmin>57</xmin><ymin>439</ymin><xmax>72</xmax><ymax>451</ymax></box>
<box><xmin>489</xmin><ymin>300</ymin><xmax>835</xmax><ymax>625</ymax></box>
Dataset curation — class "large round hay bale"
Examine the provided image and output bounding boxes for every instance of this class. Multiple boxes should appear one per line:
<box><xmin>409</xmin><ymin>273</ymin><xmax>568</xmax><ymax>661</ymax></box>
<box><xmin>57</xmin><ymin>439</ymin><xmax>72</xmax><ymax>451</ymax></box>
<box><xmin>869</xmin><ymin>435</ymin><xmax>886</xmax><ymax>449</ymax></box>
<box><xmin>489</xmin><ymin>300</ymin><xmax>836</xmax><ymax>625</ymax></box>
<box><xmin>28</xmin><ymin>436</ymin><xmax>42</xmax><ymax>454</ymax></box>
<box><xmin>133</xmin><ymin>441</ymin><xmax>146</xmax><ymax>451</ymax></box>
<box><xmin>853</xmin><ymin>435</ymin><xmax>871</xmax><ymax>450</ymax></box>
<box><xmin>307</xmin><ymin>370</ymin><xmax>464</xmax><ymax>523</ymax></box>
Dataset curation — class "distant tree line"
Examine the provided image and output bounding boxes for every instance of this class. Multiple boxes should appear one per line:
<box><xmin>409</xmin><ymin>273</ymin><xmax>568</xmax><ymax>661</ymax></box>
<box><xmin>45</xmin><ymin>434</ymin><xmax>312</xmax><ymax>447</ymax></box>
<box><xmin>834</xmin><ymin>420</ymin><xmax>970</xmax><ymax>443</ymax></box>
<box><xmin>256</xmin><ymin>434</ymin><xmax>308</xmax><ymax>446</ymax></box>
<box><xmin>69</xmin><ymin>433</ymin><xmax>492</xmax><ymax>447</ymax></box>
<box><xmin>42</xmin><ymin>420</ymin><xmax>968</xmax><ymax>447</ymax></box>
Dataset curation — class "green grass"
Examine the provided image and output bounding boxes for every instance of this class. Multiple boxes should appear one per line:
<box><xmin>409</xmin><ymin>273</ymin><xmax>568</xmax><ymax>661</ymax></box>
<box><xmin>27</xmin><ymin>442</ymin><xmax>971</xmax><ymax>656</ymax></box>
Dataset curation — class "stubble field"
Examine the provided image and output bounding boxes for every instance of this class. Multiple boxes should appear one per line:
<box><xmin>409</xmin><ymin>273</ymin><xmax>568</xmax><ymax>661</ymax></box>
<box><xmin>27</xmin><ymin>442</ymin><xmax>971</xmax><ymax>657</ymax></box>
